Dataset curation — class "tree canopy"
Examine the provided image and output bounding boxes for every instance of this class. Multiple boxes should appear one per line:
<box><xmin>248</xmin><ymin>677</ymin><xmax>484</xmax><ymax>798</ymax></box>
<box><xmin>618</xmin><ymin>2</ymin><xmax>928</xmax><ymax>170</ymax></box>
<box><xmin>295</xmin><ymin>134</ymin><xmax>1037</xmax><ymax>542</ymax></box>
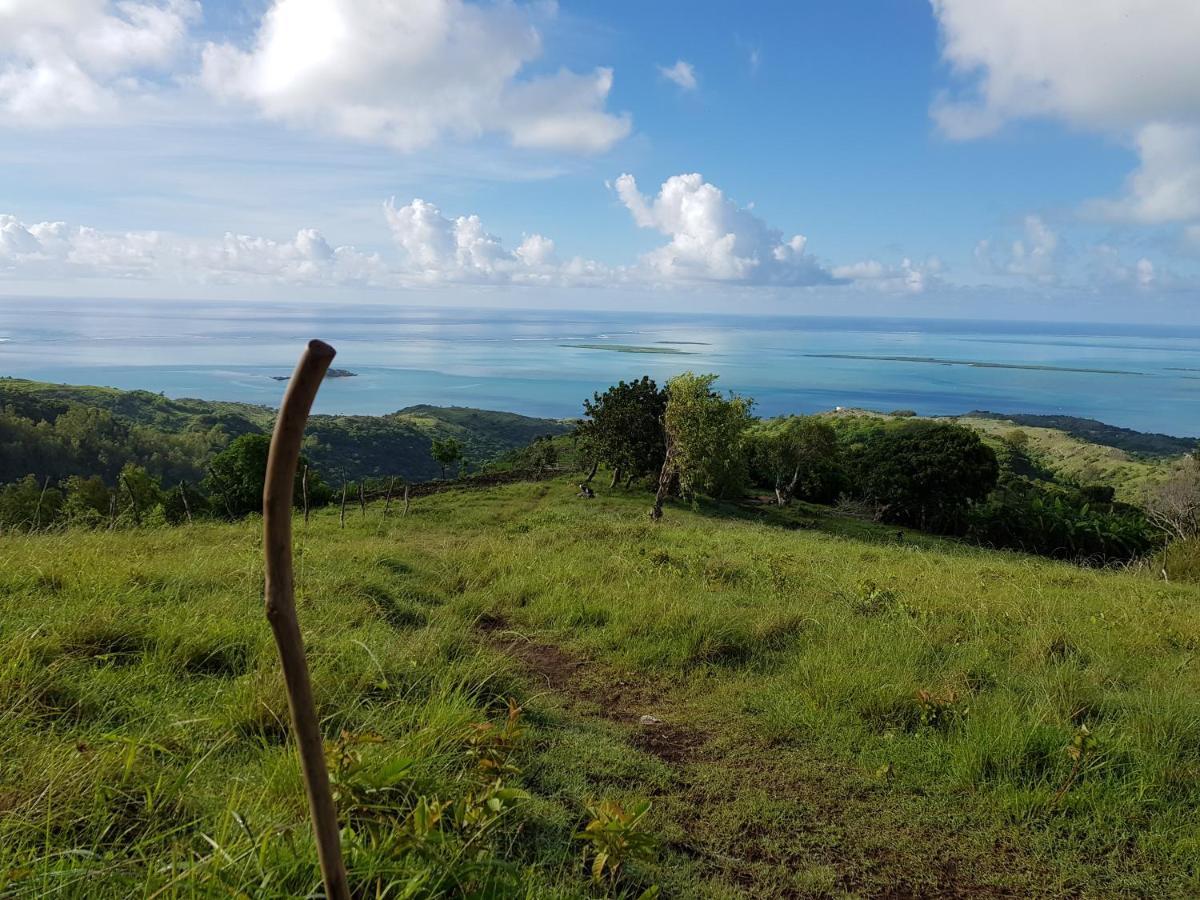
<box><xmin>579</xmin><ymin>376</ymin><xmax>667</xmax><ymax>484</ymax></box>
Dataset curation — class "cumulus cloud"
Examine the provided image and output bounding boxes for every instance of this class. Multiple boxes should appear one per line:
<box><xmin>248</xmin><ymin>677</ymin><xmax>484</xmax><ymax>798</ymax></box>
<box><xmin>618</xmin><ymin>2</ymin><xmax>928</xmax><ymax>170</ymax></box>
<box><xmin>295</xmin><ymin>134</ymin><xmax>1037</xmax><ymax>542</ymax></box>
<box><xmin>382</xmin><ymin>197</ymin><xmax>603</xmax><ymax>285</ymax></box>
<box><xmin>831</xmin><ymin>257</ymin><xmax>943</xmax><ymax>294</ymax></box>
<box><xmin>0</xmin><ymin>0</ymin><xmax>197</xmax><ymax>124</ymax></box>
<box><xmin>930</xmin><ymin>0</ymin><xmax>1200</xmax><ymax>231</ymax></box>
<box><xmin>612</xmin><ymin>173</ymin><xmax>834</xmax><ymax>285</ymax></box>
<box><xmin>1089</xmin><ymin>123</ymin><xmax>1200</xmax><ymax>224</ymax></box>
<box><xmin>658</xmin><ymin>60</ymin><xmax>697</xmax><ymax>91</ymax></box>
<box><xmin>0</xmin><ymin>213</ymin><xmax>387</xmax><ymax>285</ymax></box>
<box><xmin>974</xmin><ymin>214</ymin><xmax>1060</xmax><ymax>283</ymax></box>
<box><xmin>931</xmin><ymin>0</ymin><xmax>1200</xmax><ymax>137</ymax></box>
<box><xmin>201</xmin><ymin>0</ymin><xmax>631</xmax><ymax>154</ymax></box>
<box><xmin>1088</xmin><ymin>244</ymin><xmax>1159</xmax><ymax>290</ymax></box>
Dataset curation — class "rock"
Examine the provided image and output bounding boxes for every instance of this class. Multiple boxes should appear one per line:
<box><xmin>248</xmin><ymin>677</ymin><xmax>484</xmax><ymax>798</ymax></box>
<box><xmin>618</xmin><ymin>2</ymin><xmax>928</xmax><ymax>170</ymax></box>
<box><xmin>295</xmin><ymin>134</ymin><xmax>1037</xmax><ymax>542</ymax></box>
<box><xmin>639</xmin><ymin>715</ymin><xmax>663</xmax><ymax>726</ymax></box>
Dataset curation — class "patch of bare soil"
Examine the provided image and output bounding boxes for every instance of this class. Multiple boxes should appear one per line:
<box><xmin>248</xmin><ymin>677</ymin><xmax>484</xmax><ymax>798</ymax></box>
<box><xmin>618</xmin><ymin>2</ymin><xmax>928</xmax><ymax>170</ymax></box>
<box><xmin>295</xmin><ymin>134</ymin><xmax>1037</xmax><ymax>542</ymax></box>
<box><xmin>477</xmin><ymin>618</ymin><xmax>1051</xmax><ymax>898</ymax></box>
<box><xmin>478</xmin><ymin>617</ymin><xmax>707</xmax><ymax>766</ymax></box>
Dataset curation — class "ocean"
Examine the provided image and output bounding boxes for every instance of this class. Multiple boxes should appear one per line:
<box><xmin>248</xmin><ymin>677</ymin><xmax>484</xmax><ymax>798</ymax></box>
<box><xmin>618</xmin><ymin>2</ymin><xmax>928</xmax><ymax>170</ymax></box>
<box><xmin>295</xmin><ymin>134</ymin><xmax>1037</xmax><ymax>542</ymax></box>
<box><xmin>1</xmin><ymin>298</ymin><xmax>1198</xmax><ymax>436</ymax></box>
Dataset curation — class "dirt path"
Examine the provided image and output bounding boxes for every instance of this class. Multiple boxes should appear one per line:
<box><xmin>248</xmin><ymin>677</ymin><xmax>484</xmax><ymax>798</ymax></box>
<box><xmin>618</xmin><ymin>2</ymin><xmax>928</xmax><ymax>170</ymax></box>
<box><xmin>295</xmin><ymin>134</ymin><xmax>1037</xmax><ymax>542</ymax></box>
<box><xmin>478</xmin><ymin>617</ymin><xmax>1051</xmax><ymax>899</ymax></box>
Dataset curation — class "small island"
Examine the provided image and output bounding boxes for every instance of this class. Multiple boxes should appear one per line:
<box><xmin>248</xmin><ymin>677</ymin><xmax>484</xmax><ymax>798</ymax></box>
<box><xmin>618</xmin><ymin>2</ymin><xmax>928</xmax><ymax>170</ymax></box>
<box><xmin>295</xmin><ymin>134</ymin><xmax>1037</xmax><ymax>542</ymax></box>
<box><xmin>271</xmin><ymin>368</ymin><xmax>358</xmax><ymax>381</ymax></box>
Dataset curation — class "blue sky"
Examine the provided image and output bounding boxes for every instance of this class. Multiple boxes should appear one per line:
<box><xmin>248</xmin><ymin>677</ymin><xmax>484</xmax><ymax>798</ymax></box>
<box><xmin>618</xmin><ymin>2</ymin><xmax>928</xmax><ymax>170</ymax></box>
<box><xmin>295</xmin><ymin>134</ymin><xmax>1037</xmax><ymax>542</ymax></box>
<box><xmin>2</xmin><ymin>0</ymin><xmax>1199</xmax><ymax>322</ymax></box>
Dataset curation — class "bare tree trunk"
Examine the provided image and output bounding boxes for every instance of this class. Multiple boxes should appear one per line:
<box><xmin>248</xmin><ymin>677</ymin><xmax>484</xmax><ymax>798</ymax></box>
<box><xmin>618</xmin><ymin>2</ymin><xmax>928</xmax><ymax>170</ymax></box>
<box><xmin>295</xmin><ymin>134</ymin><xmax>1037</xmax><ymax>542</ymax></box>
<box><xmin>609</xmin><ymin>467</ymin><xmax>621</xmax><ymax>489</ymax></box>
<box><xmin>302</xmin><ymin>465</ymin><xmax>310</xmax><ymax>525</ymax></box>
<box><xmin>122</xmin><ymin>473</ymin><xmax>141</xmax><ymax>527</ymax></box>
<box><xmin>650</xmin><ymin>443</ymin><xmax>675</xmax><ymax>521</ymax></box>
<box><xmin>625</xmin><ymin>473</ymin><xmax>637</xmax><ymax>489</ymax></box>
<box><xmin>179</xmin><ymin>482</ymin><xmax>193</xmax><ymax>525</ymax></box>
<box><xmin>262</xmin><ymin>339</ymin><xmax>350</xmax><ymax>900</ymax></box>
<box><xmin>403</xmin><ymin>483</ymin><xmax>410</xmax><ymax>516</ymax></box>
<box><xmin>584</xmin><ymin>459</ymin><xmax>598</xmax><ymax>483</ymax></box>
<box><xmin>33</xmin><ymin>475</ymin><xmax>50</xmax><ymax>532</ymax></box>
<box><xmin>339</xmin><ymin>480</ymin><xmax>346</xmax><ymax>529</ymax></box>
<box><xmin>108</xmin><ymin>493</ymin><xmax>117</xmax><ymax>531</ymax></box>
<box><xmin>383</xmin><ymin>476</ymin><xmax>395</xmax><ymax>515</ymax></box>
<box><xmin>358</xmin><ymin>480</ymin><xmax>366</xmax><ymax>516</ymax></box>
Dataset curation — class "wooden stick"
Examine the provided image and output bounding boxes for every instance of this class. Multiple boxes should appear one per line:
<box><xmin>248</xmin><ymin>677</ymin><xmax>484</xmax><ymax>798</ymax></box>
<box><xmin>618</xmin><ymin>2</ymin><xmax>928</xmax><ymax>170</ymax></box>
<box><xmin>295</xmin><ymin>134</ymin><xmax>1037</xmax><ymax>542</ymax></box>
<box><xmin>302</xmin><ymin>465</ymin><xmax>310</xmax><ymax>525</ymax></box>
<box><xmin>339</xmin><ymin>479</ymin><xmax>346</xmax><ymax>529</ymax></box>
<box><xmin>403</xmin><ymin>482</ymin><xmax>410</xmax><ymax>516</ymax></box>
<box><xmin>263</xmin><ymin>339</ymin><xmax>350</xmax><ymax>900</ymax></box>
<box><xmin>383</xmin><ymin>476</ymin><xmax>395</xmax><ymax>516</ymax></box>
<box><xmin>358</xmin><ymin>480</ymin><xmax>366</xmax><ymax>517</ymax></box>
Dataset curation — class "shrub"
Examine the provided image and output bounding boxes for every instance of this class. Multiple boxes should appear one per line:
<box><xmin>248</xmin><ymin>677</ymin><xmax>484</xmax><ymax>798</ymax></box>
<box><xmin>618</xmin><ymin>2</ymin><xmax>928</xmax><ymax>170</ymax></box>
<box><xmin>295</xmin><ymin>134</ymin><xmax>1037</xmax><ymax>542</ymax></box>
<box><xmin>841</xmin><ymin>420</ymin><xmax>999</xmax><ymax>533</ymax></box>
<box><xmin>968</xmin><ymin>475</ymin><xmax>1158</xmax><ymax>563</ymax></box>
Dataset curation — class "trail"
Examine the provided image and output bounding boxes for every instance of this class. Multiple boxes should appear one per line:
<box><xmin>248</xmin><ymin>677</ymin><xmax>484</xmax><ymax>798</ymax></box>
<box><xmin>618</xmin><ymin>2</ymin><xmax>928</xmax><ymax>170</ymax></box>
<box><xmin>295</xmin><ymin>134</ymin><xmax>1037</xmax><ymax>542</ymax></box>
<box><xmin>479</xmin><ymin>618</ymin><xmax>1047</xmax><ymax>899</ymax></box>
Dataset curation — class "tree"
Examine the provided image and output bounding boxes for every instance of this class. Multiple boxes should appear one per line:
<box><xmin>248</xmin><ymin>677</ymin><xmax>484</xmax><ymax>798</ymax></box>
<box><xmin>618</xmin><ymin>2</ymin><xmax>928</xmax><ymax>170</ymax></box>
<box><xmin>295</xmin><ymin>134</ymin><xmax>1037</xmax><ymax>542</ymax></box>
<box><xmin>1146</xmin><ymin>458</ymin><xmax>1200</xmax><ymax>541</ymax></box>
<box><xmin>0</xmin><ymin>475</ymin><xmax>62</xmax><ymax>532</ymax></box>
<box><xmin>843</xmin><ymin>420</ymin><xmax>999</xmax><ymax>533</ymax></box>
<box><xmin>430</xmin><ymin>437</ymin><xmax>464</xmax><ymax>479</ymax></box>
<box><xmin>524</xmin><ymin>436</ymin><xmax>559</xmax><ymax>478</ymax></box>
<box><xmin>61</xmin><ymin>474</ymin><xmax>113</xmax><ymax>527</ymax></box>
<box><xmin>651</xmin><ymin>374</ymin><xmax>753</xmax><ymax>519</ymax></box>
<box><xmin>748</xmin><ymin>416</ymin><xmax>840</xmax><ymax>505</ymax></box>
<box><xmin>579</xmin><ymin>377</ymin><xmax>667</xmax><ymax>488</ymax></box>
<box><xmin>204</xmin><ymin>433</ymin><xmax>315</xmax><ymax>518</ymax></box>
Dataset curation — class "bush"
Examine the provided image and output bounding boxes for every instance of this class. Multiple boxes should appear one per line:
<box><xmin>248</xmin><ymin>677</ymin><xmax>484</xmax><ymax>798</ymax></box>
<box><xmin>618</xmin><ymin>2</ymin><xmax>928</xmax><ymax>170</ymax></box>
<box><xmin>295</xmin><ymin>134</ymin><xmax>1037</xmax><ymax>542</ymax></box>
<box><xmin>968</xmin><ymin>475</ymin><xmax>1158</xmax><ymax>563</ymax></box>
<box><xmin>841</xmin><ymin>420</ymin><xmax>999</xmax><ymax>533</ymax></box>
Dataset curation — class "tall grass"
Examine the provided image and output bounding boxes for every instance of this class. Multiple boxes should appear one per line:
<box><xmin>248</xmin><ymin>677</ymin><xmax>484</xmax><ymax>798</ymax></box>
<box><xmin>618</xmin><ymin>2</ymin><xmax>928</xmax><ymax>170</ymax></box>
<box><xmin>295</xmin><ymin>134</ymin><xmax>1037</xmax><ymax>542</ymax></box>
<box><xmin>2</xmin><ymin>479</ymin><xmax>1199</xmax><ymax>895</ymax></box>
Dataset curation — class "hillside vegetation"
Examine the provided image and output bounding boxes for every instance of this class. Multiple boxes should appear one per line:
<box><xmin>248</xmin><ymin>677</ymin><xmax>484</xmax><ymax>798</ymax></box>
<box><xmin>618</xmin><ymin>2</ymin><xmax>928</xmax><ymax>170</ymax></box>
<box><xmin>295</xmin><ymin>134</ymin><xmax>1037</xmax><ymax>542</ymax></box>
<box><xmin>0</xmin><ymin>377</ymin><xmax>570</xmax><ymax>485</ymax></box>
<box><xmin>2</xmin><ymin>479</ymin><xmax>1199</xmax><ymax>897</ymax></box>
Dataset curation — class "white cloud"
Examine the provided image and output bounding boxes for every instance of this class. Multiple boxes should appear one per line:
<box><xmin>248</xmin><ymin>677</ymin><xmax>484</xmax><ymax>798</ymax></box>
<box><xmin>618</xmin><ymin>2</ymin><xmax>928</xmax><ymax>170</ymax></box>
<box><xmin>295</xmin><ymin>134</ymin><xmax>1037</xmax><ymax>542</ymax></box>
<box><xmin>1088</xmin><ymin>244</ymin><xmax>1160</xmax><ymax>290</ymax></box>
<box><xmin>201</xmin><ymin>0</ymin><xmax>631</xmax><ymax>154</ymax></box>
<box><xmin>0</xmin><ymin>0</ymin><xmax>197</xmax><ymax>124</ymax></box>
<box><xmin>0</xmin><ymin>212</ymin><xmax>387</xmax><ymax>286</ymax></box>
<box><xmin>930</xmin><ymin>0</ymin><xmax>1200</xmax><ymax>230</ymax></box>
<box><xmin>613</xmin><ymin>173</ymin><xmax>834</xmax><ymax>285</ymax></box>
<box><xmin>974</xmin><ymin>214</ymin><xmax>1059</xmax><ymax>283</ymax></box>
<box><xmin>1089</xmin><ymin>123</ymin><xmax>1200</xmax><ymax>224</ymax></box>
<box><xmin>382</xmin><ymin>197</ymin><xmax>605</xmax><ymax>285</ymax></box>
<box><xmin>931</xmin><ymin>0</ymin><xmax>1200</xmax><ymax>138</ymax></box>
<box><xmin>658</xmin><ymin>60</ymin><xmax>697</xmax><ymax>91</ymax></box>
<box><xmin>832</xmin><ymin>257</ymin><xmax>943</xmax><ymax>294</ymax></box>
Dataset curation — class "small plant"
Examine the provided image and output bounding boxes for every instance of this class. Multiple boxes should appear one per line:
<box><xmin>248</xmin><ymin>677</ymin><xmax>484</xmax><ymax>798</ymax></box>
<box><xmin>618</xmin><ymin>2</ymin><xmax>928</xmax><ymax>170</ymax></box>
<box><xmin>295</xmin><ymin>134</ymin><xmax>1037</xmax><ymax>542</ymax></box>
<box><xmin>852</xmin><ymin>580</ymin><xmax>899</xmax><ymax>616</ymax></box>
<box><xmin>915</xmin><ymin>688</ymin><xmax>966</xmax><ymax>730</ymax></box>
<box><xmin>575</xmin><ymin>798</ymin><xmax>658</xmax><ymax>886</ymax></box>
<box><xmin>466</xmin><ymin>697</ymin><xmax>525</xmax><ymax>776</ymax></box>
<box><xmin>1051</xmin><ymin>723</ymin><xmax>1098</xmax><ymax>807</ymax></box>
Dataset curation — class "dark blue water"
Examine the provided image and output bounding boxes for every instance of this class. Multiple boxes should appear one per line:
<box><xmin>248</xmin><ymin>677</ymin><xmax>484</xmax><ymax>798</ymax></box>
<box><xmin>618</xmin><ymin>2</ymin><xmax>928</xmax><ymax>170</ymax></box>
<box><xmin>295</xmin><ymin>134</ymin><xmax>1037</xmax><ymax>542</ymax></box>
<box><xmin>1</xmin><ymin>298</ymin><xmax>1197</xmax><ymax>435</ymax></box>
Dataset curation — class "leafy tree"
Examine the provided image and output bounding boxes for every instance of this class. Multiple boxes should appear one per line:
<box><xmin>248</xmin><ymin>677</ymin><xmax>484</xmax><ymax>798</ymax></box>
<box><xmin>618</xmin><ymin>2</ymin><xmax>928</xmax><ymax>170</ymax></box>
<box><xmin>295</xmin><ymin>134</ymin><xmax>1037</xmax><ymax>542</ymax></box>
<box><xmin>652</xmin><ymin>374</ymin><xmax>753</xmax><ymax>519</ymax></box>
<box><xmin>843</xmin><ymin>420</ymin><xmax>999</xmax><ymax>533</ymax></box>
<box><xmin>579</xmin><ymin>377</ymin><xmax>667</xmax><ymax>487</ymax></box>
<box><xmin>62</xmin><ymin>475</ymin><xmax>113</xmax><ymax>527</ymax></box>
<box><xmin>524</xmin><ymin>435</ymin><xmax>559</xmax><ymax>478</ymax></box>
<box><xmin>0</xmin><ymin>475</ymin><xmax>62</xmax><ymax>532</ymax></box>
<box><xmin>748</xmin><ymin>416</ymin><xmax>840</xmax><ymax>505</ymax></box>
<box><xmin>203</xmin><ymin>433</ymin><xmax>316</xmax><ymax>518</ymax></box>
<box><xmin>119</xmin><ymin>463</ymin><xmax>163</xmax><ymax>525</ymax></box>
<box><xmin>430</xmin><ymin>437</ymin><xmax>465</xmax><ymax>479</ymax></box>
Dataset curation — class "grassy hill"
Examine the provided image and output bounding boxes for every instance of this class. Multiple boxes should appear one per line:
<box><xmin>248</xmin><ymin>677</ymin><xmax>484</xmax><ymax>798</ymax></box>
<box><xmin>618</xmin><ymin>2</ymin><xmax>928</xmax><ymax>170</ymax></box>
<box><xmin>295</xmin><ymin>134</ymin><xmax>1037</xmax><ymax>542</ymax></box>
<box><xmin>2</xmin><ymin>477</ymin><xmax>1197</xmax><ymax>897</ymax></box>
<box><xmin>821</xmin><ymin>407</ymin><xmax>1185</xmax><ymax>504</ymax></box>
<box><xmin>0</xmin><ymin>377</ymin><xmax>571</xmax><ymax>484</ymax></box>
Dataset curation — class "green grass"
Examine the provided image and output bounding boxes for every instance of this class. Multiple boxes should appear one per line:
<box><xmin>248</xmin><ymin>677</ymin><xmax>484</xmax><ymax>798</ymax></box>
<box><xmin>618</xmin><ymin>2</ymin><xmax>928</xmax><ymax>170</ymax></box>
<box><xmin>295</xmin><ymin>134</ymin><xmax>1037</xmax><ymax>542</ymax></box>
<box><xmin>2</xmin><ymin>479</ymin><xmax>1199</xmax><ymax>896</ymax></box>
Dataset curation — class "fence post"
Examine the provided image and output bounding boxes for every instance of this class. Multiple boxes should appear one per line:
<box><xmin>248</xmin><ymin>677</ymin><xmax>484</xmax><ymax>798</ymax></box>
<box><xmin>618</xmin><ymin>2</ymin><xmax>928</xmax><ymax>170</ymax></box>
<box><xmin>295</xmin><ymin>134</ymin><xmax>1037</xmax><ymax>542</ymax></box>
<box><xmin>262</xmin><ymin>339</ymin><xmax>350</xmax><ymax>900</ymax></box>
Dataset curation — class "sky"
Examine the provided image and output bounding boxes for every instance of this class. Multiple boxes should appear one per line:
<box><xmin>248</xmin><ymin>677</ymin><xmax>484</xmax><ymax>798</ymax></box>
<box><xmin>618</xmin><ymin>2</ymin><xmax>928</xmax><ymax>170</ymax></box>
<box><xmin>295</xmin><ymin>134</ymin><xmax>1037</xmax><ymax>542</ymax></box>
<box><xmin>2</xmin><ymin>0</ymin><xmax>1200</xmax><ymax>322</ymax></box>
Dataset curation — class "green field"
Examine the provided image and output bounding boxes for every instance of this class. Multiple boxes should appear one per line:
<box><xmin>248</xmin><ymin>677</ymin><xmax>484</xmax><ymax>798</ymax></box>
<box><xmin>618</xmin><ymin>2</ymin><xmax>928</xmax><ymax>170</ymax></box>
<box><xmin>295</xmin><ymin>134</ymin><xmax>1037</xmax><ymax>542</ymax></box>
<box><xmin>3</xmin><ymin>477</ymin><xmax>1198</xmax><ymax>897</ymax></box>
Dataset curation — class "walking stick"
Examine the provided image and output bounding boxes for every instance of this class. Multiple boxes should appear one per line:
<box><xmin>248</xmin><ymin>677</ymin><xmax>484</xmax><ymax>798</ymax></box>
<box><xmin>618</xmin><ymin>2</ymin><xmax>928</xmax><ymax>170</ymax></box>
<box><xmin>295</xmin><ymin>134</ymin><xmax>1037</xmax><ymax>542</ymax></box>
<box><xmin>263</xmin><ymin>340</ymin><xmax>350</xmax><ymax>900</ymax></box>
